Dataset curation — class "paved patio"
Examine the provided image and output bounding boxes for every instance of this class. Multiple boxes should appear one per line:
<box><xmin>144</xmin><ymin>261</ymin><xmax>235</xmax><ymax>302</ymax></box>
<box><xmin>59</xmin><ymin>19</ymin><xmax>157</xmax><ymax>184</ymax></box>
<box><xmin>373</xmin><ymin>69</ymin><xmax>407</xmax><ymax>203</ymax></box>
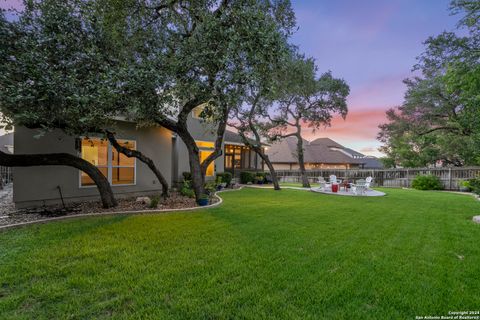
<box><xmin>310</xmin><ymin>187</ymin><xmax>386</xmax><ymax>197</ymax></box>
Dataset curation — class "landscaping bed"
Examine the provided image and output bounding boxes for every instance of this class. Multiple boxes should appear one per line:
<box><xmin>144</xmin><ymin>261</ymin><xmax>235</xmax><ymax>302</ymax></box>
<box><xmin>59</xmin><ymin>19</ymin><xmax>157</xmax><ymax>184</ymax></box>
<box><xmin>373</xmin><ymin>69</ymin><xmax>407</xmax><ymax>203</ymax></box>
<box><xmin>0</xmin><ymin>189</ymin><xmax>221</xmax><ymax>227</ymax></box>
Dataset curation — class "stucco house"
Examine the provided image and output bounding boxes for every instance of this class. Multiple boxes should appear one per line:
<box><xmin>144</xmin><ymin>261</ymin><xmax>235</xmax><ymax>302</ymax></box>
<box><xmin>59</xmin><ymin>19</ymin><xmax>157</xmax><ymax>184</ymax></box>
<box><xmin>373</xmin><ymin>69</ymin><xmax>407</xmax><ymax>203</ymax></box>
<box><xmin>13</xmin><ymin>109</ymin><xmax>262</xmax><ymax>208</ymax></box>
<box><xmin>265</xmin><ymin>137</ymin><xmax>383</xmax><ymax>170</ymax></box>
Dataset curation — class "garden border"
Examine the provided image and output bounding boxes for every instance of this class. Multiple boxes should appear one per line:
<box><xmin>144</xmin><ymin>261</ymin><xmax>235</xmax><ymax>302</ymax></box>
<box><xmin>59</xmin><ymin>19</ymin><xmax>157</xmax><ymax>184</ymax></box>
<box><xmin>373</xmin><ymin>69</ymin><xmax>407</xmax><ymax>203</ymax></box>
<box><xmin>0</xmin><ymin>188</ymin><xmax>245</xmax><ymax>231</ymax></box>
<box><xmin>2</xmin><ymin>186</ymin><xmax>479</xmax><ymax>231</ymax></box>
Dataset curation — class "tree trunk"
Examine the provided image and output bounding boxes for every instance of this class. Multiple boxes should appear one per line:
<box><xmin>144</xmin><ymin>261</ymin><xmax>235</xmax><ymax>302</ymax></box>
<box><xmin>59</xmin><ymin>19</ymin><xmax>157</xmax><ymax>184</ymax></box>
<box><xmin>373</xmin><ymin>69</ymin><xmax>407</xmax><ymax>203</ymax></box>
<box><xmin>176</xmin><ymin>128</ymin><xmax>206</xmax><ymax>201</ymax></box>
<box><xmin>296</xmin><ymin>133</ymin><xmax>310</xmax><ymax>188</ymax></box>
<box><xmin>0</xmin><ymin>150</ymin><xmax>117</xmax><ymax>208</ymax></box>
<box><xmin>106</xmin><ymin>131</ymin><xmax>169</xmax><ymax>198</ymax></box>
<box><xmin>186</xmin><ymin>144</ymin><xmax>206</xmax><ymax>201</ymax></box>
<box><xmin>254</xmin><ymin>148</ymin><xmax>281</xmax><ymax>190</ymax></box>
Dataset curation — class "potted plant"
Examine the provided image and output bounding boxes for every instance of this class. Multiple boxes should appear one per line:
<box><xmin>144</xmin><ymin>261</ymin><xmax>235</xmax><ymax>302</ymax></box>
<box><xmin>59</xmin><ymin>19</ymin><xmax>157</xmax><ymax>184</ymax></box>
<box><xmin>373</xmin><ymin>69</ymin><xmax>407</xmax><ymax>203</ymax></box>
<box><xmin>197</xmin><ymin>194</ymin><xmax>210</xmax><ymax>206</ymax></box>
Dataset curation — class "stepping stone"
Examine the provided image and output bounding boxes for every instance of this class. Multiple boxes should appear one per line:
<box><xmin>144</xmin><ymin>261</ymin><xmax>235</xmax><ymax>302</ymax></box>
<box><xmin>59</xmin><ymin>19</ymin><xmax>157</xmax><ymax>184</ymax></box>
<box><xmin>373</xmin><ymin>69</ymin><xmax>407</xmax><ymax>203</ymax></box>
<box><xmin>473</xmin><ymin>216</ymin><xmax>480</xmax><ymax>224</ymax></box>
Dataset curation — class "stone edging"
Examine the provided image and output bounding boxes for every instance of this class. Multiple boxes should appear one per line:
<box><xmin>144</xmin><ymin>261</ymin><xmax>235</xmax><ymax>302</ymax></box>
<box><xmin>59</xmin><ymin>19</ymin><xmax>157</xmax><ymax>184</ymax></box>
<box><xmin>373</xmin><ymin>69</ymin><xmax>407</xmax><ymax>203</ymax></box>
<box><xmin>0</xmin><ymin>187</ymin><xmax>243</xmax><ymax>231</ymax></box>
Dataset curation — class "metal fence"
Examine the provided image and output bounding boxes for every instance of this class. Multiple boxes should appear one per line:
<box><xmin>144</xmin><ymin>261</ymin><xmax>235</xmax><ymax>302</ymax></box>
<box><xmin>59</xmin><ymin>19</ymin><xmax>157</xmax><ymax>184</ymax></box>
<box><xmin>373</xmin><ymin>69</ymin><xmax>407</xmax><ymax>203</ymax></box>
<box><xmin>273</xmin><ymin>167</ymin><xmax>480</xmax><ymax>190</ymax></box>
<box><xmin>0</xmin><ymin>166</ymin><xmax>13</xmax><ymax>184</ymax></box>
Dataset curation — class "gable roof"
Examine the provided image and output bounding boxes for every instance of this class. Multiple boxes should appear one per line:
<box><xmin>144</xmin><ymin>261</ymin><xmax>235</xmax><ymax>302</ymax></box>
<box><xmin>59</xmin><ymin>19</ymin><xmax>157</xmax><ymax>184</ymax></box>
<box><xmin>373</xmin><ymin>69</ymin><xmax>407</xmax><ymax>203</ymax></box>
<box><xmin>266</xmin><ymin>136</ymin><xmax>382</xmax><ymax>167</ymax></box>
<box><xmin>224</xmin><ymin>130</ymin><xmax>261</xmax><ymax>146</ymax></box>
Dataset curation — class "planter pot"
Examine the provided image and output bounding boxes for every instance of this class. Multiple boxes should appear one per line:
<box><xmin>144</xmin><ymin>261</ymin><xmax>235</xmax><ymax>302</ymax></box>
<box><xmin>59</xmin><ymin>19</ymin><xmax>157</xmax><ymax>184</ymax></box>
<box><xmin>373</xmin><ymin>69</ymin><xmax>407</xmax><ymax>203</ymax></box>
<box><xmin>197</xmin><ymin>198</ymin><xmax>209</xmax><ymax>206</ymax></box>
<box><xmin>332</xmin><ymin>184</ymin><xmax>339</xmax><ymax>193</ymax></box>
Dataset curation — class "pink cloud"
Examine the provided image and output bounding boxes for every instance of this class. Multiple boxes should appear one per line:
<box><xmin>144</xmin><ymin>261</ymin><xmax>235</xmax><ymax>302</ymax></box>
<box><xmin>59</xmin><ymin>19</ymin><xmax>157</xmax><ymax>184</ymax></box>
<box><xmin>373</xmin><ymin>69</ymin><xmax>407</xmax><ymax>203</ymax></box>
<box><xmin>301</xmin><ymin>108</ymin><xmax>388</xmax><ymax>141</ymax></box>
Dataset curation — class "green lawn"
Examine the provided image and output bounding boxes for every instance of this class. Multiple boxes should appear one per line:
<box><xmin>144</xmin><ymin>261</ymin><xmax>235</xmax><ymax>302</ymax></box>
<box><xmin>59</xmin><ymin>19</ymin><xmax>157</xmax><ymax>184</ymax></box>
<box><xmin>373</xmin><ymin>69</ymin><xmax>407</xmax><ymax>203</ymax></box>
<box><xmin>1</xmin><ymin>188</ymin><xmax>480</xmax><ymax>319</ymax></box>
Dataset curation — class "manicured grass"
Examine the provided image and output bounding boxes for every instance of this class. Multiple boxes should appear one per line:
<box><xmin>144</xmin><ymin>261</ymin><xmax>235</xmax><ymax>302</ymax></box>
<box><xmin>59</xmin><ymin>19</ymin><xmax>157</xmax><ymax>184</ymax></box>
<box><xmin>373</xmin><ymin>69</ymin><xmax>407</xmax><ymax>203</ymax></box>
<box><xmin>279</xmin><ymin>182</ymin><xmax>305</xmax><ymax>187</ymax></box>
<box><xmin>1</xmin><ymin>188</ymin><xmax>480</xmax><ymax>319</ymax></box>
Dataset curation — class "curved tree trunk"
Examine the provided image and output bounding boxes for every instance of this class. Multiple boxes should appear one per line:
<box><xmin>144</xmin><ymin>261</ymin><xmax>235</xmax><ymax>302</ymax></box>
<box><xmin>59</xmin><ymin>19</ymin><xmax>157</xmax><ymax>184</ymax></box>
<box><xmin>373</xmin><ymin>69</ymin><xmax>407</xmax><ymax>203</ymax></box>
<box><xmin>296</xmin><ymin>133</ymin><xmax>310</xmax><ymax>188</ymax></box>
<box><xmin>253</xmin><ymin>148</ymin><xmax>280</xmax><ymax>190</ymax></box>
<box><xmin>0</xmin><ymin>150</ymin><xmax>117</xmax><ymax>208</ymax></box>
<box><xmin>176</xmin><ymin>128</ymin><xmax>206</xmax><ymax>201</ymax></box>
<box><xmin>186</xmin><ymin>143</ymin><xmax>206</xmax><ymax>201</ymax></box>
<box><xmin>106</xmin><ymin>131</ymin><xmax>169</xmax><ymax>198</ymax></box>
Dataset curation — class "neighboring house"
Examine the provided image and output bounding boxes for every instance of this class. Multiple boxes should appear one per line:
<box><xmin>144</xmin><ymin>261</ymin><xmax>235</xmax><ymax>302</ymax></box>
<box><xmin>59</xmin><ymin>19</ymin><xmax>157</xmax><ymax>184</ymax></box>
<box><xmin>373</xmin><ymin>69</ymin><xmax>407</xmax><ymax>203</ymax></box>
<box><xmin>0</xmin><ymin>132</ymin><xmax>14</xmax><ymax>154</ymax></box>
<box><xmin>13</xmin><ymin>108</ymin><xmax>262</xmax><ymax>208</ymax></box>
<box><xmin>265</xmin><ymin>137</ymin><xmax>383</xmax><ymax>170</ymax></box>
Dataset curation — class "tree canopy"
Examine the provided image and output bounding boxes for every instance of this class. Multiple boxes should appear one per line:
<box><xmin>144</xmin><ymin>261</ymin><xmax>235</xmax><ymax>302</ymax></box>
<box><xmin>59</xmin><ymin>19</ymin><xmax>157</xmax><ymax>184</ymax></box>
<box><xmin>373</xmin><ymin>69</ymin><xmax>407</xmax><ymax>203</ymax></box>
<box><xmin>378</xmin><ymin>0</ymin><xmax>480</xmax><ymax>167</ymax></box>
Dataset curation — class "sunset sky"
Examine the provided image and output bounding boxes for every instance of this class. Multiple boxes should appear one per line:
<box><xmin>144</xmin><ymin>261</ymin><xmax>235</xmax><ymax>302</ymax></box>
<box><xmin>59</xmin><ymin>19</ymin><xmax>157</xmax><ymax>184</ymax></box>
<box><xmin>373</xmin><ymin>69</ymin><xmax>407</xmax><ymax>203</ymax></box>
<box><xmin>0</xmin><ymin>0</ymin><xmax>461</xmax><ymax>156</ymax></box>
<box><xmin>289</xmin><ymin>0</ymin><xmax>459</xmax><ymax>156</ymax></box>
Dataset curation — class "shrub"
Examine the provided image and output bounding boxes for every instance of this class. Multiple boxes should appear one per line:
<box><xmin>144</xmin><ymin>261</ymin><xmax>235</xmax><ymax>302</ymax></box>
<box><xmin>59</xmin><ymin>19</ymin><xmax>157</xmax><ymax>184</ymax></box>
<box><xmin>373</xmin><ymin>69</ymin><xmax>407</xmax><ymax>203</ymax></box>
<box><xmin>204</xmin><ymin>181</ymin><xmax>217</xmax><ymax>194</ymax></box>
<box><xmin>255</xmin><ymin>172</ymin><xmax>267</xmax><ymax>182</ymax></box>
<box><xmin>468</xmin><ymin>176</ymin><xmax>480</xmax><ymax>195</ymax></box>
<box><xmin>182</xmin><ymin>171</ymin><xmax>192</xmax><ymax>182</ymax></box>
<box><xmin>216</xmin><ymin>172</ymin><xmax>233</xmax><ymax>186</ymax></box>
<box><xmin>411</xmin><ymin>175</ymin><xmax>443</xmax><ymax>190</ymax></box>
<box><xmin>149</xmin><ymin>195</ymin><xmax>160</xmax><ymax>208</ymax></box>
<box><xmin>180</xmin><ymin>180</ymin><xmax>195</xmax><ymax>198</ymax></box>
<box><xmin>240</xmin><ymin>171</ymin><xmax>255</xmax><ymax>184</ymax></box>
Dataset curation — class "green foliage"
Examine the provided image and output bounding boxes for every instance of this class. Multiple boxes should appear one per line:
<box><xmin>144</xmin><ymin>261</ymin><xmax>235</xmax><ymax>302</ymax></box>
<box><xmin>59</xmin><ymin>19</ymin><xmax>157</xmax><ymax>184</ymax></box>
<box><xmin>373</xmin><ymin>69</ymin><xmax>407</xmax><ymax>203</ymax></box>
<box><xmin>180</xmin><ymin>180</ymin><xmax>195</xmax><ymax>198</ymax></box>
<box><xmin>254</xmin><ymin>172</ymin><xmax>267</xmax><ymax>183</ymax></box>
<box><xmin>216</xmin><ymin>172</ymin><xmax>233</xmax><ymax>187</ymax></box>
<box><xmin>411</xmin><ymin>175</ymin><xmax>443</xmax><ymax>190</ymax></box>
<box><xmin>0</xmin><ymin>1</ymin><xmax>122</xmax><ymax>135</ymax></box>
<box><xmin>377</xmin><ymin>1</ymin><xmax>480</xmax><ymax>167</ymax></box>
<box><xmin>182</xmin><ymin>172</ymin><xmax>192</xmax><ymax>182</ymax></box>
<box><xmin>149</xmin><ymin>195</ymin><xmax>160</xmax><ymax>209</ymax></box>
<box><xmin>467</xmin><ymin>176</ymin><xmax>480</xmax><ymax>195</ymax></box>
<box><xmin>240</xmin><ymin>171</ymin><xmax>255</xmax><ymax>184</ymax></box>
<box><xmin>204</xmin><ymin>181</ymin><xmax>217</xmax><ymax>194</ymax></box>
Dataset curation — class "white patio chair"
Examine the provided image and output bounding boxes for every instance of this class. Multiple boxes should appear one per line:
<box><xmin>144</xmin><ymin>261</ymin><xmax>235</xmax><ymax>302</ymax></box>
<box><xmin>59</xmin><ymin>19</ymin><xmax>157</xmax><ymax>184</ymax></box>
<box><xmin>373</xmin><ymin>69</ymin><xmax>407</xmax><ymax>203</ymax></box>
<box><xmin>351</xmin><ymin>179</ymin><xmax>367</xmax><ymax>195</ymax></box>
<box><xmin>365</xmin><ymin>176</ymin><xmax>373</xmax><ymax>189</ymax></box>
<box><xmin>317</xmin><ymin>177</ymin><xmax>327</xmax><ymax>190</ymax></box>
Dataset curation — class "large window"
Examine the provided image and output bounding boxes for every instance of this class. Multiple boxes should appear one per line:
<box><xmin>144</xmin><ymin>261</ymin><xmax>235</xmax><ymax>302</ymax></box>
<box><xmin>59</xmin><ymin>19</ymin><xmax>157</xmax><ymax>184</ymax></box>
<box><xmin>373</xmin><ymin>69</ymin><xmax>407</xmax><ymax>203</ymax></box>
<box><xmin>80</xmin><ymin>138</ymin><xmax>136</xmax><ymax>187</ymax></box>
<box><xmin>196</xmin><ymin>140</ymin><xmax>215</xmax><ymax>177</ymax></box>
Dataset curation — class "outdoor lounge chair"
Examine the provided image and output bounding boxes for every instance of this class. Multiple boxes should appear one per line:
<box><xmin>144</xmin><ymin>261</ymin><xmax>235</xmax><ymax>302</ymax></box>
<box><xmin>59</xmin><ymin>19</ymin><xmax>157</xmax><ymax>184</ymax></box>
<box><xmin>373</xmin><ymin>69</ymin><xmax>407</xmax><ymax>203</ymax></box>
<box><xmin>317</xmin><ymin>177</ymin><xmax>327</xmax><ymax>190</ymax></box>
<box><xmin>365</xmin><ymin>176</ymin><xmax>373</xmax><ymax>189</ymax></box>
<box><xmin>351</xmin><ymin>179</ymin><xmax>367</xmax><ymax>195</ymax></box>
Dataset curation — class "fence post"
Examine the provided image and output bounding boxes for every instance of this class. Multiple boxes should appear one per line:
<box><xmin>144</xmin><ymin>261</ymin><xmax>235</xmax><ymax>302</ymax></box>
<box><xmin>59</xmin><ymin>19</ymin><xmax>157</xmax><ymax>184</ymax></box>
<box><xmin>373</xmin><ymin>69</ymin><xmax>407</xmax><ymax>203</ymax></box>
<box><xmin>449</xmin><ymin>168</ymin><xmax>452</xmax><ymax>190</ymax></box>
<box><xmin>406</xmin><ymin>169</ymin><xmax>410</xmax><ymax>188</ymax></box>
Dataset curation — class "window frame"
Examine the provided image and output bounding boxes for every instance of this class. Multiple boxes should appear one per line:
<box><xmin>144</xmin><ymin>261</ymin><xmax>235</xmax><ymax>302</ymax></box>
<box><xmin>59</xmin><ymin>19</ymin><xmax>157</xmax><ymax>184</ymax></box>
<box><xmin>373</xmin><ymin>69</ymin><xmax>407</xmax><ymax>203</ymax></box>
<box><xmin>78</xmin><ymin>137</ymin><xmax>137</xmax><ymax>188</ymax></box>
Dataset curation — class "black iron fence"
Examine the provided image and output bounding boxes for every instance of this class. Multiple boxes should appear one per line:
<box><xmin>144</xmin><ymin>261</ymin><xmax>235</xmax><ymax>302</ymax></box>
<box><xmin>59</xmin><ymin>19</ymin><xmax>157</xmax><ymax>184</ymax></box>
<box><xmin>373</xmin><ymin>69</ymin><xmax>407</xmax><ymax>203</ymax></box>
<box><xmin>0</xmin><ymin>166</ymin><xmax>12</xmax><ymax>184</ymax></box>
<box><xmin>273</xmin><ymin>167</ymin><xmax>480</xmax><ymax>190</ymax></box>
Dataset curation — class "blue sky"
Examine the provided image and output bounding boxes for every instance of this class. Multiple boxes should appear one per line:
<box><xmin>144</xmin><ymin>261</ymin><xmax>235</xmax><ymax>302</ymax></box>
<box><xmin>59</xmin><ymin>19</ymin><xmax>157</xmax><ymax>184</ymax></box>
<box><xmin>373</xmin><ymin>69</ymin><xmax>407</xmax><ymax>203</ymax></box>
<box><xmin>289</xmin><ymin>0</ymin><xmax>460</xmax><ymax>156</ymax></box>
<box><xmin>0</xmin><ymin>1</ymin><xmax>462</xmax><ymax>156</ymax></box>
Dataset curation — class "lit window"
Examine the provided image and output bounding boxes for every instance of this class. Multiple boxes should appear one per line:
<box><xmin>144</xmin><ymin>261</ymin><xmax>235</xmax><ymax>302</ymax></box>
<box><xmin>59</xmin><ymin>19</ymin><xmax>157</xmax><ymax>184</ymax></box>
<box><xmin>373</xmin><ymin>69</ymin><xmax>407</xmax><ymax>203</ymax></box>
<box><xmin>200</xmin><ymin>150</ymin><xmax>214</xmax><ymax>176</ymax></box>
<box><xmin>196</xmin><ymin>141</ymin><xmax>215</xmax><ymax>149</ymax></box>
<box><xmin>111</xmin><ymin>140</ymin><xmax>136</xmax><ymax>185</ymax></box>
<box><xmin>196</xmin><ymin>140</ymin><xmax>214</xmax><ymax>176</ymax></box>
<box><xmin>80</xmin><ymin>138</ymin><xmax>136</xmax><ymax>186</ymax></box>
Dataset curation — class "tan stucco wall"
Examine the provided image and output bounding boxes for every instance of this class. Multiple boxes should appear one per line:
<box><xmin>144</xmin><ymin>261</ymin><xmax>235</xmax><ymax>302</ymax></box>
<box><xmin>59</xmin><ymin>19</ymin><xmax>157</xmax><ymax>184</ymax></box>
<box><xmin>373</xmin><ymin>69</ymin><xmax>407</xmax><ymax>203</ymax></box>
<box><xmin>13</xmin><ymin>122</ymin><xmax>172</xmax><ymax>208</ymax></box>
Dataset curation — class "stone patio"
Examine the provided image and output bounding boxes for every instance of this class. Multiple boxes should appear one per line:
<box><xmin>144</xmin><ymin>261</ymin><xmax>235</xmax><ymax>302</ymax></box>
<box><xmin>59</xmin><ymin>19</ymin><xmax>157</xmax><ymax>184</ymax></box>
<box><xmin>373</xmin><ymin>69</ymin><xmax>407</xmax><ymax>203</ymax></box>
<box><xmin>310</xmin><ymin>187</ymin><xmax>386</xmax><ymax>197</ymax></box>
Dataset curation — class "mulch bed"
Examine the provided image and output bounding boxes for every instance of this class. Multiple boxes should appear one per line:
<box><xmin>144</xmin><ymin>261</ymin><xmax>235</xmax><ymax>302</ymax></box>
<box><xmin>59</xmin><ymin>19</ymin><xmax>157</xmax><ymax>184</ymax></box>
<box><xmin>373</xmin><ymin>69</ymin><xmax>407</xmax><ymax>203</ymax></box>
<box><xmin>0</xmin><ymin>189</ymin><xmax>224</xmax><ymax>227</ymax></box>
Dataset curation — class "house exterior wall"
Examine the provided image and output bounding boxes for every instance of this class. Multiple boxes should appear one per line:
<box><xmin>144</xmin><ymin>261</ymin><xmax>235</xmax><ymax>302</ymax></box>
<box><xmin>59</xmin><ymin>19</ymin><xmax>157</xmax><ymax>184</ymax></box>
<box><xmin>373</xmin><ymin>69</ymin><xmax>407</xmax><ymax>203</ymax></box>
<box><xmin>13</xmin><ymin>122</ymin><xmax>172</xmax><ymax>208</ymax></box>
